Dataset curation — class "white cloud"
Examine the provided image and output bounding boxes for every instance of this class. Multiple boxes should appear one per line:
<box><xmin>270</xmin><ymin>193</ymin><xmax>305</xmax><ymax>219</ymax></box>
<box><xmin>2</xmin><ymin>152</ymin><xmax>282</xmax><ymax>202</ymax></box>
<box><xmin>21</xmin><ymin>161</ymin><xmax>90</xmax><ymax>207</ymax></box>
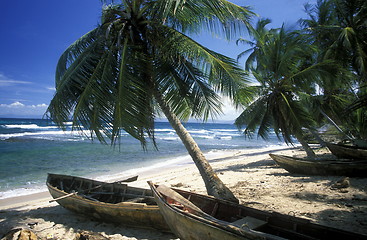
<box><xmin>9</xmin><ymin>101</ymin><xmax>25</xmax><ymax>107</ymax></box>
<box><xmin>0</xmin><ymin>80</ymin><xmax>32</xmax><ymax>86</ymax></box>
<box><xmin>0</xmin><ymin>73</ymin><xmax>32</xmax><ymax>87</ymax></box>
<box><xmin>0</xmin><ymin>101</ymin><xmax>48</xmax><ymax>118</ymax></box>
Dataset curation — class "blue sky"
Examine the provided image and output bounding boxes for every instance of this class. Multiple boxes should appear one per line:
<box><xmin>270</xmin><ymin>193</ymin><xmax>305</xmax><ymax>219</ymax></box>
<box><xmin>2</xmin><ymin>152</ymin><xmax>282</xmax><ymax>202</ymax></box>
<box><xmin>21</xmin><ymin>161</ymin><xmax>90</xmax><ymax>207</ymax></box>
<box><xmin>0</xmin><ymin>0</ymin><xmax>315</xmax><ymax>120</ymax></box>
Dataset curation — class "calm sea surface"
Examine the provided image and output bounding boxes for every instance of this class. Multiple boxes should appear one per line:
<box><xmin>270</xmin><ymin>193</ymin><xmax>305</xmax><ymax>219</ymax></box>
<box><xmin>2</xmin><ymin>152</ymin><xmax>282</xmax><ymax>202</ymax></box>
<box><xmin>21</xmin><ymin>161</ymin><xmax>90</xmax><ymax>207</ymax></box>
<box><xmin>0</xmin><ymin>118</ymin><xmax>285</xmax><ymax>199</ymax></box>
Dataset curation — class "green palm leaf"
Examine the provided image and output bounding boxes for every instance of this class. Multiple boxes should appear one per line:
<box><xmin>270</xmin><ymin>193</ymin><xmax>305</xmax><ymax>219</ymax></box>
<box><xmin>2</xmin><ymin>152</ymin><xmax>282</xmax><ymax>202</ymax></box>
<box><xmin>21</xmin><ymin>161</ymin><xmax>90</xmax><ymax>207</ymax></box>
<box><xmin>47</xmin><ymin>0</ymin><xmax>254</xmax><ymax>148</ymax></box>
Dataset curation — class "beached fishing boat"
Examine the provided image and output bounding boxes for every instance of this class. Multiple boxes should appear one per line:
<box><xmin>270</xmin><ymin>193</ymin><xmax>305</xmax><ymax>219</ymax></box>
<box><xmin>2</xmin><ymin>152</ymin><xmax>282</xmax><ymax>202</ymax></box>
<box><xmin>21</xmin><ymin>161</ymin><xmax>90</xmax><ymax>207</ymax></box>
<box><xmin>46</xmin><ymin>173</ymin><xmax>169</xmax><ymax>231</ymax></box>
<box><xmin>326</xmin><ymin>142</ymin><xmax>367</xmax><ymax>160</ymax></box>
<box><xmin>148</xmin><ymin>181</ymin><xmax>367</xmax><ymax>240</ymax></box>
<box><xmin>269</xmin><ymin>154</ymin><xmax>367</xmax><ymax>176</ymax></box>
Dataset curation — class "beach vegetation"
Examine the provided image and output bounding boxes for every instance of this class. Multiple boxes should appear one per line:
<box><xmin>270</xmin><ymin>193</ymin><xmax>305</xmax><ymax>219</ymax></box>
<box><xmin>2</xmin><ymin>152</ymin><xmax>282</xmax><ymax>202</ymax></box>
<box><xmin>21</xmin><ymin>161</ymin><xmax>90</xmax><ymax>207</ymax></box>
<box><xmin>235</xmin><ymin>21</ymin><xmax>339</xmax><ymax>158</ymax></box>
<box><xmin>46</xmin><ymin>0</ymin><xmax>254</xmax><ymax>203</ymax></box>
<box><xmin>300</xmin><ymin>0</ymin><xmax>367</xmax><ymax>144</ymax></box>
<box><xmin>235</xmin><ymin>0</ymin><xmax>367</xmax><ymax>154</ymax></box>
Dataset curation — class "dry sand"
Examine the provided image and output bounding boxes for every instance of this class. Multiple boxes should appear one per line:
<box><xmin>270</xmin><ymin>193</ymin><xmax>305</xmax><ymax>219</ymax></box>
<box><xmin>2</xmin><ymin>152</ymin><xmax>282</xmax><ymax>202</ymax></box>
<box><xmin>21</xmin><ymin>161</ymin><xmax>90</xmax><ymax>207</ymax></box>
<box><xmin>1</xmin><ymin>146</ymin><xmax>366</xmax><ymax>239</ymax></box>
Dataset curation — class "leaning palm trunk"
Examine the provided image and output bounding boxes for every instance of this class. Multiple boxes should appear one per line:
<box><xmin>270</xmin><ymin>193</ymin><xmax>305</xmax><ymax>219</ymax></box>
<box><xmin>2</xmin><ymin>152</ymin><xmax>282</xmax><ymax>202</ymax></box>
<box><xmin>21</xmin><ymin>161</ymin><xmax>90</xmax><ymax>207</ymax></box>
<box><xmin>153</xmin><ymin>90</ymin><xmax>239</xmax><ymax>203</ymax></box>
<box><xmin>46</xmin><ymin>0</ymin><xmax>253</xmax><ymax>204</ymax></box>
<box><xmin>320</xmin><ymin>110</ymin><xmax>355</xmax><ymax>140</ymax></box>
<box><xmin>294</xmin><ymin>132</ymin><xmax>316</xmax><ymax>158</ymax></box>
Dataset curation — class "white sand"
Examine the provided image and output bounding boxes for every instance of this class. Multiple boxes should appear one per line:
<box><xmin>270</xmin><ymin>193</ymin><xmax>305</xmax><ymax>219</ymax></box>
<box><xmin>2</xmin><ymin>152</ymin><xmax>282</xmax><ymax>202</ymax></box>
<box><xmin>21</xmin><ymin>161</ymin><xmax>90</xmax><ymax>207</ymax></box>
<box><xmin>1</xmin><ymin>145</ymin><xmax>366</xmax><ymax>239</ymax></box>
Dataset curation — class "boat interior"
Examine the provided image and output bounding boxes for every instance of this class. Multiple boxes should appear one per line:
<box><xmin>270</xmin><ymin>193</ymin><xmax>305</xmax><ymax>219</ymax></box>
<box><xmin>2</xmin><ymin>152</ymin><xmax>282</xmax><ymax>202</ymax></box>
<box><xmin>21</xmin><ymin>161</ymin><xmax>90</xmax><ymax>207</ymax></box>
<box><xmin>48</xmin><ymin>174</ymin><xmax>156</xmax><ymax>205</ymax></box>
<box><xmin>157</xmin><ymin>185</ymin><xmax>357</xmax><ymax>240</ymax></box>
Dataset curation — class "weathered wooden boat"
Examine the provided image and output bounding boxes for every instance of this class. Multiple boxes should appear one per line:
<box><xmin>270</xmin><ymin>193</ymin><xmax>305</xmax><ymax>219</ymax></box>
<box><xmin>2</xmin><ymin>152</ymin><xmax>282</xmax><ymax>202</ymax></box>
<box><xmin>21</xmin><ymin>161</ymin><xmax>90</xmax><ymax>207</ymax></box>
<box><xmin>148</xmin><ymin>181</ymin><xmax>367</xmax><ymax>240</ymax></box>
<box><xmin>269</xmin><ymin>154</ymin><xmax>367</xmax><ymax>176</ymax></box>
<box><xmin>46</xmin><ymin>173</ymin><xmax>169</xmax><ymax>231</ymax></box>
<box><xmin>326</xmin><ymin>142</ymin><xmax>367</xmax><ymax>160</ymax></box>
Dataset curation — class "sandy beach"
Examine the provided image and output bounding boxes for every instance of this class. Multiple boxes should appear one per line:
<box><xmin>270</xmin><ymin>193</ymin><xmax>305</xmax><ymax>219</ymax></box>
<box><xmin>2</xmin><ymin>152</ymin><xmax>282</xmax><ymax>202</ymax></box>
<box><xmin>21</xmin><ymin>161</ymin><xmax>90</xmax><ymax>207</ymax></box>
<box><xmin>1</xmin><ymin>145</ymin><xmax>366</xmax><ymax>239</ymax></box>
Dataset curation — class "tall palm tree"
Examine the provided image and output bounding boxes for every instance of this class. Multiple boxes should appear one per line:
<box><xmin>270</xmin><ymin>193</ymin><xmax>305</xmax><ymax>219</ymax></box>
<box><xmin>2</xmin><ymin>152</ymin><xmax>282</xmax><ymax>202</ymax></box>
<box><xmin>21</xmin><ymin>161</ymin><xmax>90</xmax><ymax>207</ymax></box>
<box><xmin>236</xmin><ymin>25</ymin><xmax>339</xmax><ymax>158</ymax></box>
<box><xmin>326</xmin><ymin>0</ymin><xmax>367</xmax><ymax>141</ymax></box>
<box><xmin>301</xmin><ymin>0</ymin><xmax>367</xmax><ymax>142</ymax></box>
<box><xmin>46</xmin><ymin>0</ymin><xmax>254</xmax><ymax>202</ymax></box>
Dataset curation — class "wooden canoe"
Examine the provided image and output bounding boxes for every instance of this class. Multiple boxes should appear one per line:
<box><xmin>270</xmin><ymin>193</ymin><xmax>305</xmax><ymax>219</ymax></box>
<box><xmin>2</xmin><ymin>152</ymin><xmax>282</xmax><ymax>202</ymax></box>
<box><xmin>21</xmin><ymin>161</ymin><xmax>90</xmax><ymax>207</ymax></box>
<box><xmin>46</xmin><ymin>173</ymin><xmax>169</xmax><ymax>231</ymax></box>
<box><xmin>269</xmin><ymin>154</ymin><xmax>367</xmax><ymax>176</ymax></box>
<box><xmin>326</xmin><ymin>142</ymin><xmax>367</xmax><ymax>160</ymax></box>
<box><xmin>148</xmin><ymin>181</ymin><xmax>367</xmax><ymax>240</ymax></box>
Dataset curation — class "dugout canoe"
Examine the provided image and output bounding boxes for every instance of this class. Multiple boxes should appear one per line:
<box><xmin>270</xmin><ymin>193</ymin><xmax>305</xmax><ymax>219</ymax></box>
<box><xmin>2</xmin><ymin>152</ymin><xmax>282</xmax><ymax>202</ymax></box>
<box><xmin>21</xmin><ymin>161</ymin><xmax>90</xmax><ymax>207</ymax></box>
<box><xmin>148</xmin><ymin>181</ymin><xmax>367</xmax><ymax>240</ymax></box>
<box><xmin>269</xmin><ymin>154</ymin><xmax>367</xmax><ymax>176</ymax></box>
<box><xmin>46</xmin><ymin>173</ymin><xmax>169</xmax><ymax>231</ymax></box>
<box><xmin>326</xmin><ymin>142</ymin><xmax>367</xmax><ymax>160</ymax></box>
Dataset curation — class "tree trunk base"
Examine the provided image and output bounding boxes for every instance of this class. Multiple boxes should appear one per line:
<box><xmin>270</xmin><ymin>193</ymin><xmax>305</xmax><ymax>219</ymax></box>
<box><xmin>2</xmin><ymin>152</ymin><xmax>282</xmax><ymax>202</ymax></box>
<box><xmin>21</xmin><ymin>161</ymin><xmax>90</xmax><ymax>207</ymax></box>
<box><xmin>154</xmin><ymin>90</ymin><xmax>239</xmax><ymax>203</ymax></box>
<box><xmin>208</xmin><ymin>175</ymin><xmax>239</xmax><ymax>203</ymax></box>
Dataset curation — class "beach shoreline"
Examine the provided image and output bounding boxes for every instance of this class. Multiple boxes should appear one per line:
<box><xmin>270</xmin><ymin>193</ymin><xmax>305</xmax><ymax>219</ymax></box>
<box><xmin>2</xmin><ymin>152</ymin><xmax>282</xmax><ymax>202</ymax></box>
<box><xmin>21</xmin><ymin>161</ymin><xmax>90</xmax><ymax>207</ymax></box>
<box><xmin>1</xmin><ymin>145</ymin><xmax>366</xmax><ymax>239</ymax></box>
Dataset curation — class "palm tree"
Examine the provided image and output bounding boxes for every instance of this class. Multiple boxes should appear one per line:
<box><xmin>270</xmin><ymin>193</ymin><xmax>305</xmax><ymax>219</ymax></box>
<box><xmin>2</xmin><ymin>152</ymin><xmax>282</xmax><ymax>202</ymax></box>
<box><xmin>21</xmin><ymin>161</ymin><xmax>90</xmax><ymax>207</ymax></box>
<box><xmin>236</xmin><ymin>24</ymin><xmax>340</xmax><ymax>158</ymax></box>
<box><xmin>324</xmin><ymin>0</ymin><xmax>367</xmax><ymax>142</ymax></box>
<box><xmin>328</xmin><ymin>0</ymin><xmax>367</xmax><ymax>81</ymax></box>
<box><xmin>236</xmin><ymin>18</ymin><xmax>273</xmax><ymax>71</ymax></box>
<box><xmin>301</xmin><ymin>0</ymin><xmax>338</xmax><ymax>61</ymax></box>
<box><xmin>301</xmin><ymin>0</ymin><xmax>367</xmax><ymax>142</ymax></box>
<box><xmin>46</xmin><ymin>0</ymin><xmax>254</xmax><ymax>203</ymax></box>
<box><xmin>302</xmin><ymin>0</ymin><xmax>367</xmax><ymax>79</ymax></box>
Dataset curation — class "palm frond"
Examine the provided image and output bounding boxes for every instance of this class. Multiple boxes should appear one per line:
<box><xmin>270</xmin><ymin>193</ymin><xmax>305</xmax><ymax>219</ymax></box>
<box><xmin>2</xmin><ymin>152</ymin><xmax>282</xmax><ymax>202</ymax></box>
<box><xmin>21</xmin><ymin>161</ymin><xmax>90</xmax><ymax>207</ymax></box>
<box><xmin>149</xmin><ymin>24</ymin><xmax>249</xmax><ymax>99</ymax></box>
<box><xmin>48</xmin><ymin>0</ymin><xmax>253</xmax><ymax>148</ymax></box>
<box><xmin>235</xmin><ymin>96</ymin><xmax>269</xmax><ymax>139</ymax></box>
<box><xmin>148</xmin><ymin>0</ymin><xmax>254</xmax><ymax>39</ymax></box>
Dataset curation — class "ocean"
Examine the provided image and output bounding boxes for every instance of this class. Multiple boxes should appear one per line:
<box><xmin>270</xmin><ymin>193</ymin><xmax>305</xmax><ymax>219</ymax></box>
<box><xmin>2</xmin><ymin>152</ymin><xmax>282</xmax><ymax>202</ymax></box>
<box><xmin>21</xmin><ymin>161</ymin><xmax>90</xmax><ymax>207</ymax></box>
<box><xmin>0</xmin><ymin>118</ymin><xmax>285</xmax><ymax>200</ymax></box>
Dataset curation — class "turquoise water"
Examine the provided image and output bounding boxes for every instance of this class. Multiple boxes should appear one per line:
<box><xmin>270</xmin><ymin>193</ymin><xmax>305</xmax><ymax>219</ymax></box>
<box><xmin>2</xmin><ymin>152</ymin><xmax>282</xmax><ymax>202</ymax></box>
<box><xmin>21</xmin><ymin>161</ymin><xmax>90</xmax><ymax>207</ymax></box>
<box><xmin>0</xmin><ymin>118</ymin><xmax>285</xmax><ymax>199</ymax></box>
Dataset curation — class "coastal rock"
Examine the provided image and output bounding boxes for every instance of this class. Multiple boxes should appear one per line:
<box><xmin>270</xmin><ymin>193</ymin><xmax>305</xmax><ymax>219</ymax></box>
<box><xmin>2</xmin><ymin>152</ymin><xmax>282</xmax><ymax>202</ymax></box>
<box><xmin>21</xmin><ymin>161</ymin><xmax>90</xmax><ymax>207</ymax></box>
<box><xmin>1</xmin><ymin>228</ymin><xmax>38</xmax><ymax>240</ymax></box>
<box><xmin>74</xmin><ymin>231</ymin><xmax>109</xmax><ymax>240</ymax></box>
<box><xmin>331</xmin><ymin>177</ymin><xmax>350</xmax><ymax>189</ymax></box>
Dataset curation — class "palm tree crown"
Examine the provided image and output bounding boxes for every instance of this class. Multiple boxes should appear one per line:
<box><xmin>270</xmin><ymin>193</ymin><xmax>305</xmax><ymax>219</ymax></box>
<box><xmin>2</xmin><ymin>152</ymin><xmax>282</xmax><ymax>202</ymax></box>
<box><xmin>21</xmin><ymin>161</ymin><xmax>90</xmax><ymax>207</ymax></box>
<box><xmin>47</xmin><ymin>0</ymin><xmax>254</xmax><ymax>202</ymax></box>
<box><xmin>48</xmin><ymin>0</ymin><xmax>252</xmax><ymax>146</ymax></box>
<box><xmin>236</xmin><ymin>23</ymin><xmax>340</xmax><ymax>157</ymax></box>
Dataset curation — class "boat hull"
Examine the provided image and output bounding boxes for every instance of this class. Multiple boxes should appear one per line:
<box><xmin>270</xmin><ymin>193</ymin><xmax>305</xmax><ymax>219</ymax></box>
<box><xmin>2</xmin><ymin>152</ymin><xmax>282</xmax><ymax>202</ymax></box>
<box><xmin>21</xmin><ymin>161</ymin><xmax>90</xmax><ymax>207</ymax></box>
<box><xmin>326</xmin><ymin>142</ymin><xmax>367</xmax><ymax>160</ymax></box>
<box><xmin>47</xmin><ymin>173</ymin><xmax>169</xmax><ymax>231</ymax></box>
<box><xmin>148</xmin><ymin>182</ymin><xmax>367</xmax><ymax>240</ymax></box>
<box><xmin>269</xmin><ymin>154</ymin><xmax>367</xmax><ymax>176</ymax></box>
<box><xmin>148</xmin><ymin>183</ymin><xmax>262</xmax><ymax>240</ymax></box>
<box><xmin>153</xmin><ymin>199</ymin><xmax>245</xmax><ymax>240</ymax></box>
